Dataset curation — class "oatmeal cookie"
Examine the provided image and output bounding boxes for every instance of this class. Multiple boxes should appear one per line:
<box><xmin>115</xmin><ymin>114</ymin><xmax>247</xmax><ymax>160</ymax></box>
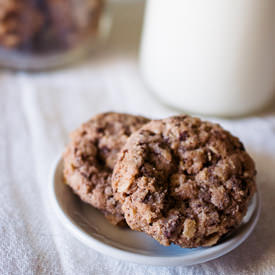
<box><xmin>112</xmin><ymin>115</ymin><xmax>256</xmax><ymax>246</ymax></box>
<box><xmin>63</xmin><ymin>112</ymin><xmax>149</xmax><ymax>226</ymax></box>
<box><xmin>46</xmin><ymin>0</ymin><xmax>103</xmax><ymax>49</ymax></box>
<box><xmin>0</xmin><ymin>0</ymin><xmax>43</xmax><ymax>48</ymax></box>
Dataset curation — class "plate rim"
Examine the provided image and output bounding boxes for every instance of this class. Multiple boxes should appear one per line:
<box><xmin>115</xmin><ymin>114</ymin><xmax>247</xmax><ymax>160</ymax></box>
<box><xmin>49</xmin><ymin>156</ymin><xmax>261</xmax><ymax>266</ymax></box>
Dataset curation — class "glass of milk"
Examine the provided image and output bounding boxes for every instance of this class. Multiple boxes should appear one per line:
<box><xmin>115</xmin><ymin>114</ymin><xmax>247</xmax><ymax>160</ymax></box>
<box><xmin>140</xmin><ymin>0</ymin><xmax>275</xmax><ymax>117</ymax></box>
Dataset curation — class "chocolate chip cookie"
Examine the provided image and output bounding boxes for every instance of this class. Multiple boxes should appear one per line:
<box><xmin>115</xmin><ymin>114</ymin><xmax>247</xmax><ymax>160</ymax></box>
<box><xmin>63</xmin><ymin>112</ymin><xmax>149</xmax><ymax>226</ymax></box>
<box><xmin>0</xmin><ymin>0</ymin><xmax>43</xmax><ymax>48</ymax></box>
<box><xmin>112</xmin><ymin>115</ymin><xmax>256</xmax><ymax>247</ymax></box>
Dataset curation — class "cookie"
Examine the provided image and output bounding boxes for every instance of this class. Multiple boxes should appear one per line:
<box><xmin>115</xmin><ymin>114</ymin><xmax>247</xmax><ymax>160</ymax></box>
<box><xmin>0</xmin><ymin>0</ymin><xmax>43</xmax><ymax>48</ymax></box>
<box><xmin>63</xmin><ymin>112</ymin><xmax>149</xmax><ymax>226</ymax></box>
<box><xmin>0</xmin><ymin>0</ymin><xmax>103</xmax><ymax>51</ymax></box>
<box><xmin>112</xmin><ymin>115</ymin><xmax>256</xmax><ymax>247</ymax></box>
<box><xmin>46</xmin><ymin>0</ymin><xmax>103</xmax><ymax>49</ymax></box>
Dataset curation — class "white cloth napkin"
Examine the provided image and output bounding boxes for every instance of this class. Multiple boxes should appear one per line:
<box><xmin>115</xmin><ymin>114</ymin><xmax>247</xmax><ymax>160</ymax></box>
<box><xmin>1</xmin><ymin>1</ymin><xmax>275</xmax><ymax>274</ymax></box>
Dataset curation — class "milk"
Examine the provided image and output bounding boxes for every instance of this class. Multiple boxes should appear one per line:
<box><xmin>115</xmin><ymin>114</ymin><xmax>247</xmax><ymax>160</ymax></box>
<box><xmin>140</xmin><ymin>0</ymin><xmax>275</xmax><ymax>116</ymax></box>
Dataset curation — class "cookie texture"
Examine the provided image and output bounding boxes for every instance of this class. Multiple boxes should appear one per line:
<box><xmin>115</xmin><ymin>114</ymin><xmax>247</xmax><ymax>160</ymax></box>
<box><xmin>63</xmin><ymin>112</ymin><xmax>149</xmax><ymax>226</ymax></box>
<box><xmin>112</xmin><ymin>115</ymin><xmax>256</xmax><ymax>247</ymax></box>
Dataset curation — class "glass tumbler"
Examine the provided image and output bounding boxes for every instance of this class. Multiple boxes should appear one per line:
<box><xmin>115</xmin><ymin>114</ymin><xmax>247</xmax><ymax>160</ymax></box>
<box><xmin>140</xmin><ymin>0</ymin><xmax>275</xmax><ymax>117</ymax></box>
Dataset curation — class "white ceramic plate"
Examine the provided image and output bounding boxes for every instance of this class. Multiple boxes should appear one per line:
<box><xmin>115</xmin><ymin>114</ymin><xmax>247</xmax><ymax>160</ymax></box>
<box><xmin>50</xmin><ymin>157</ymin><xmax>261</xmax><ymax>266</ymax></box>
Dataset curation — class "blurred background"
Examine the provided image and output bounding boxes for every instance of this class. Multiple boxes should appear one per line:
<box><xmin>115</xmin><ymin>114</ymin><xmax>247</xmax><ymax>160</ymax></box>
<box><xmin>0</xmin><ymin>0</ymin><xmax>275</xmax><ymax>274</ymax></box>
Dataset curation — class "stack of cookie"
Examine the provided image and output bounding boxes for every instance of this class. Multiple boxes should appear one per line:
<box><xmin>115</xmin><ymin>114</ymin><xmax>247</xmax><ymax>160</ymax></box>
<box><xmin>63</xmin><ymin>112</ymin><xmax>256</xmax><ymax>248</ymax></box>
<box><xmin>0</xmin><ymin>0</ymin><xmax>43</xmax><ymax>48</ymax></box>
<box><xmin>0</xmin><ymin>0</ymin><xmax>103</xmax><ymax>52</ymax></box>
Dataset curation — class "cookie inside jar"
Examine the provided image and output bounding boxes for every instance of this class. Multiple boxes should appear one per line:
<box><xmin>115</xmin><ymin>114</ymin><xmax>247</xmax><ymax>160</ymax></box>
<box><xmin>0</xmin><ymin>0</ymin><xmax>105</xmax><ymax>64</ymax></box>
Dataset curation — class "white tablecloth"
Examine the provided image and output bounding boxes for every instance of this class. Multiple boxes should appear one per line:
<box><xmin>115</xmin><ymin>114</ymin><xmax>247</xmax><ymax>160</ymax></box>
<box><xmin>1</xmin><ymin>1</ymin><xmax>275</xmax><ymax>274</ymax></box>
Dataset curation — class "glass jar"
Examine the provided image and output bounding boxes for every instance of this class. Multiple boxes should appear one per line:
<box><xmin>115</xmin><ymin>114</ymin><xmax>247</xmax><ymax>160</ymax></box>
<box><xmin>140</xmin><ymin>0</ymin><xmax>275</xmax><ymax>117</ymax></box>
<box><xmin>0</xmin><ymin>0</ymin><xmax>110</xmax><ymax>70</ymax></box>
